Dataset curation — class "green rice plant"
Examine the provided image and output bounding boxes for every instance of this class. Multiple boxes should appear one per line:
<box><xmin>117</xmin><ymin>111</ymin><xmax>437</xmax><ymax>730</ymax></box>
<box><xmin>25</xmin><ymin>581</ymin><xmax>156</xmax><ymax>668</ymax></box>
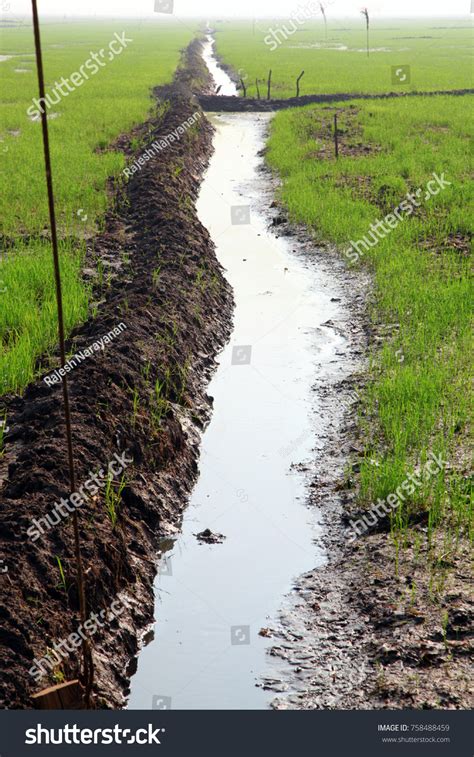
<box><xmin>104</xmin><ymin>473</ymin><xmax>127</xmax><ymax>529</ymax></box>
<box><xmin>215</xmin><ymin>19</ymin><xmax>473</xmax><ymax>98</ymax></box>
<box><xmin>150</xmin><ymin>378</ymin><xmax>170</xmax><ymax>433</ymax></box>
<box><xmin>55</xmin><ymin>556</ymin><xmax>68</xmax><ymax>596</ymax></box>
<box><xmin>265</xmin><ymin>93</ymin><xmax>473</xmax><ymax>553</ymax></box>
<box><xmin>152</xmin><ymin>265</ymin><xmax>161</xmax><ymax>288</ymax></box>
<box><xmin>0</xmin><ymin>241</ymin><xmax>89</xmax><ymax>394</ymax></box>
<box><xmin>52</xmin><ymin>669</ymin><xmax>66</xmax><ymax>684</ymax></box>
<box><xmin>173</xmin><ymin>360</ymin><xmax>190</xmax><ymax>405</ymax></box>
<box><xmin>141</xmin><ymin>360</ymin><xmax>152</xmax><ymax>382</ymax></box>
<box><xmin>0</xmin><ymin>21</ymin><xmax>194</xmax><ymax>397</ymax></box>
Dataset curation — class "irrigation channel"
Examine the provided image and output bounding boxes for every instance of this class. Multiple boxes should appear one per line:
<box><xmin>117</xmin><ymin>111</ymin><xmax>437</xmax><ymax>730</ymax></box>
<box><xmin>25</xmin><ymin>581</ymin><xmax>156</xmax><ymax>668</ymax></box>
<box><xmin>128</xmin><ymin>36</ymin><xmax>355</xmax><ymax>710</ymax></box>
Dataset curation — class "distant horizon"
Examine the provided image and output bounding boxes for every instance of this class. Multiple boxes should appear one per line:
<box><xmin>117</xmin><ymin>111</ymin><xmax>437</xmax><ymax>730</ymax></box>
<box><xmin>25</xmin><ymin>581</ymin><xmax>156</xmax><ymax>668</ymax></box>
<box><xmin>1</xmin><ymin>12</ymin><xmax>472</xmax><ymax>19</ymax></box>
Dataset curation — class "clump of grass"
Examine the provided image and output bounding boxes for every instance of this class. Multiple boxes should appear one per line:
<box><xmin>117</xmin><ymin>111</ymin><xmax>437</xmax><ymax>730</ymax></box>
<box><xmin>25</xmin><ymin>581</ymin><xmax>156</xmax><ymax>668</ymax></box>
<box><xmin>150</xmin><ymin>378</ymin><xmax>170</xmax><ymax>433</ymax></box>
<box><xmin>55</xmin><ymin>556</ymin><xmax>68</xmax><ymax>597</ymax></box>
<box><xmin>104</xmin><ymin>474</ymin><xmax>127</xmax><ymax>529</ymax></box>
<box><xmin>0</xmin><ymin>241</ymin><xmax>89</xmax><ymax>394</ymax></box>
<box><xmin>152</xmin><ymin>265</ymin><xmax>162</xmax><ymax>288</ymax></box>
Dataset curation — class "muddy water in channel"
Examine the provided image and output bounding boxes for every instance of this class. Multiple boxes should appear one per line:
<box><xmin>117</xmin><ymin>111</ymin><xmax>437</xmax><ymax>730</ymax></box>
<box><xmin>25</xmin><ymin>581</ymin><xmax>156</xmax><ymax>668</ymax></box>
<box><xmin>128</xmin><ymin>44</ymin><xmax>348</xmax><ymax>711</ymax></box>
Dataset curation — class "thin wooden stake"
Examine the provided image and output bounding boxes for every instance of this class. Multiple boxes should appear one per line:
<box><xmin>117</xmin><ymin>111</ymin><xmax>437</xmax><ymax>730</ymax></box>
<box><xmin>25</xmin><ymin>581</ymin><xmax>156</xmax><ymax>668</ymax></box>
<box><xmin>32</xmin><ymin>680</ymin><xmax>85</xmax><ymax>710</ymax></box>
<box><xmin>255</xmin><ymin>78</ymin><xmax>261</xmax><ymax>100</ymax></box>
<box><xmin>334</xmin><ymin>113</ymin><xmax>339</xmax><ymax>158</ymax></box>
<box><xmin>267</xmin><ymin>69</ymin><xmax>272</xmax><ymax>100</ymax></box>
<box><xmin>240</xmin><ymin>77</ymin><xmax>247</xmax><ymax>97</ymax></box>
<box><xmin>30</xmin><ymin>0</ymin><xmax>93</xmax><ymax>707</ymax></box>
<box><xmin>296</xmin><ymin>70</ymin><xmax>305</xmax><ymax>98</ymax></box>
<box><xmin>361</xmin><ymin>7</ymin><xmax>370</xmax><ymax>58</ymax></box>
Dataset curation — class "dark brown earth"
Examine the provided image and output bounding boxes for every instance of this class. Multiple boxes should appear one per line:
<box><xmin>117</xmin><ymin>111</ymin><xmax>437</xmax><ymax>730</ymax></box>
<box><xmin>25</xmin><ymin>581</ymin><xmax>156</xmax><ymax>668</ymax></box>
<box><xmin>0</xmin><ymin>40</ymin><xmax>233</xmax><ymax>709</ymax></box>
<box><xmin>198</xmin><ymin>88</ymin><xmax>474</xmax><ymax>113</ymax></box>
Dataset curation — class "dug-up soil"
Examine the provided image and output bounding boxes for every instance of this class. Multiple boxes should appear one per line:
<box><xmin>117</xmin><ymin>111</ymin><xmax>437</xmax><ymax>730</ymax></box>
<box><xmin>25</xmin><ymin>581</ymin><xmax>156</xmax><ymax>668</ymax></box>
<box><xmin>0</xmin><ymin>40</ymin><xmax>233</xmax><ymax>709</ymax></box>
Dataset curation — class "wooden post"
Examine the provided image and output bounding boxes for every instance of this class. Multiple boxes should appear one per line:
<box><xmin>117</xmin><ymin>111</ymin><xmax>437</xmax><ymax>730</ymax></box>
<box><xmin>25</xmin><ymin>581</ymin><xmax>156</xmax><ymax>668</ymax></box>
<box><xmin>296</xmin><ymin>70</ymin><xmax>305</xmax><ymax>98</ymax></box>
<box><xmin>31</xmin><ymin>0</ymin><xmax>93</xmax><ymax>707</ymax></box>
<box><xmin>255</xmin><ymin>78</ymin><xmax>261</xmax><ymax>100</ymax></box>
<box><xmin>334</xmin><ymin>113</ymin><xmax>339</xmax><ymax>158</ymax></box>
<box><xmin>240</xmin><ymin>78</ymin><xmax>247</xmax><ymax>98</ymax></box>
<box><xmin>267</xmin><ymin>69</ymin><xmax>272</xmax><ymax>100</ymax></box>
<box><xmin>32</xmin><ymin>680</ymin><xmax>85</xmax><ymax>710</ymax></box>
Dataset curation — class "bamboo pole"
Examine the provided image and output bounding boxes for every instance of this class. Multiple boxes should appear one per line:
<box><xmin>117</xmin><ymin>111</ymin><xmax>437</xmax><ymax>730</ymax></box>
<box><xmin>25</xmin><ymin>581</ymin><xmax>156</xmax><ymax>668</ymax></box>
<box><xmin>30</xmin><ymin>0</ymin><xmax>93</xmax><ymax>707</ymax></box>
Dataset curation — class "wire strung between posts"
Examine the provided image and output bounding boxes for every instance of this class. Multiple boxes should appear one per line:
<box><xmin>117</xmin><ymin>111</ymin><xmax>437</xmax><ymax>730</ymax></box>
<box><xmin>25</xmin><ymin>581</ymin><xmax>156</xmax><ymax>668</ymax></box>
<box><xmin>30</xmin><ymin>0</ymin><xmax>93</xmax><ymax>707</ymax></box>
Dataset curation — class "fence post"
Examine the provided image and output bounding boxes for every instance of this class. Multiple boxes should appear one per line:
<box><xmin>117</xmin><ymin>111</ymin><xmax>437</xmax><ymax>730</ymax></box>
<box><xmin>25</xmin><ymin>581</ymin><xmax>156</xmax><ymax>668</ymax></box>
<box><xmin>296</xmin><ymin>70</ymin><xmax>305</xmax><ymax>98</ymax></box>
<box><xmin>31</xmin><ymin>0</ymin><xmax>93</xmax><ymax>707</ymax></box>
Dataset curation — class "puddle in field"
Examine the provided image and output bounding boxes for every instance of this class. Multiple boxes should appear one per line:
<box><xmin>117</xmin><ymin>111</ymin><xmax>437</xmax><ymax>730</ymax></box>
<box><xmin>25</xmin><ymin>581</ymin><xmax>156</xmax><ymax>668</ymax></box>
<box><xmin>288</xmin><ymin>43</ymin><xmax>349</xmax><ymax>50</ymax></box>
<box><xmin>355</xmin><ymin>47</ymin><xmax>391</xmax><ymax>52</ymax></box>
<box><xmin>287</xmin><ymin>44</ymin><xmax>392</xmax><ymax>52</ymax></box>
<box><xmin>128</xmin><ymin>36</ymin><xmax>349</xmax><ymax>712</ymax></box>
<box><xmin>0</xmin><ymin>55</ymin><xmax>12</xmax><ymax>62</ymax></box>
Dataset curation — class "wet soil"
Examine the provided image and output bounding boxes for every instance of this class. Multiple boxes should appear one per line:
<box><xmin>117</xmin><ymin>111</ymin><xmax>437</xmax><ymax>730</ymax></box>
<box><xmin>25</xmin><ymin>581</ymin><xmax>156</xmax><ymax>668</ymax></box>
<box><xmin>198</xmin><ymin>88</ymin><xmax>474</xmax><ymax>113</ymax></box>
<box><xmin>0</xmin><ymin>40</ymin><xmax>233</xmax><ymax>709</ymax></box>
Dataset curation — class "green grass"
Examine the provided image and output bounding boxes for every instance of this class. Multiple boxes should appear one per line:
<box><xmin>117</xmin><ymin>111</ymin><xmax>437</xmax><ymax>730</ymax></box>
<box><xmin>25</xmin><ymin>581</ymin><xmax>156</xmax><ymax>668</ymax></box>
<box><xmin>0</xmin><ymin>20</ymin><xmax>194</xmax><ymax>394</ymax></box>
<box><xmin>104</xmin><ymin>473</ymin><xmax>126</xmax><ymax>529</ymax></box>
<box><xmin>266</xmin><ymin>94</ymin><xmax>473</xmax><ymax>540</ymax></box>
<box><xmin>0</xmin><ymin>241</ymin><xmax>88</xmax><ymax>392</ymax></box>
<box><xmin>215</xmin><ymin>18</ymin><xmax>473</xmax><ymax>98</ymax></box>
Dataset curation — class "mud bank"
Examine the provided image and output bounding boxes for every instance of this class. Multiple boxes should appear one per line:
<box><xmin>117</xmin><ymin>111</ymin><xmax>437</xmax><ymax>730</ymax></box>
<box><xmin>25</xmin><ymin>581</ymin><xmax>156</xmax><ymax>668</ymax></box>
<box><xmin>198</xmin><ymin>88</ymin><xmax>474</xmax><ymax>113</ymax></box>
<box><xmin>0</xmin><ymin>40</ymin><xmax>233</xmax><ymax>709</ymax></box>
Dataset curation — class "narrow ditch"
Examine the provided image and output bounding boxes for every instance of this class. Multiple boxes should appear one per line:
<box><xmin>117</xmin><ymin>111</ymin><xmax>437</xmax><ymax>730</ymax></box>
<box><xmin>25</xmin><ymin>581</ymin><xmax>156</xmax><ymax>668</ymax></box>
<box><xmin>128</xmin><ymin>37</ymin><xmax>366</xmax><ymax>711</ymax></box>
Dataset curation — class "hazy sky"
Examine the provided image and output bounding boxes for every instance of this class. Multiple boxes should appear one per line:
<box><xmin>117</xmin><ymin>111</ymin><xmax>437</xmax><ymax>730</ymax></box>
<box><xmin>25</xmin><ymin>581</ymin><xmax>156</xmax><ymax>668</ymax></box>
<box><xmin>4</xmin><ymin>0</ymin><xmax>472</xmax><ymax>17</ymax></box>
